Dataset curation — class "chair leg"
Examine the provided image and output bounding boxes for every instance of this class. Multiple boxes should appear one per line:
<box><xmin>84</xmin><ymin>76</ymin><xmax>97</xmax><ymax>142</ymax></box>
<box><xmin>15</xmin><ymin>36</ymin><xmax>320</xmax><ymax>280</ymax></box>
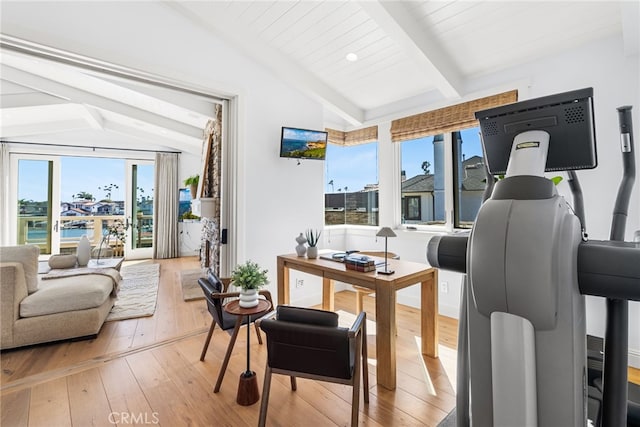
<box><xmin>255</xmin><ymin>321</ymin><xmax>263</xmax><ymax>345</ymax></box>
<box><xmin>290</xmin><ymin>376</ymin><xmax>297</xmax><ymax>391</ymax></box>
<box><xmin>351</xmin><ymin>335</ymin><xmax>362</xmax><ymax>426</ymax></box>
<box><xmin>214</xmin><ymin>316</ymin><xmax>243</xmax><ymax>393</ymax></box>
<box><xmin>362</xmin><ymin>314</ymin><xmax>369</xmax><ymax>404</ymax></box>
<box><xmin>258</xmin><ymin>365</ymin><xmax>273</xmax><ymax>427</ymax></box>
<box><xmin>200</xmin><ymin>321</ymin><xmax>217</xmax><ymax>361</ymax></box>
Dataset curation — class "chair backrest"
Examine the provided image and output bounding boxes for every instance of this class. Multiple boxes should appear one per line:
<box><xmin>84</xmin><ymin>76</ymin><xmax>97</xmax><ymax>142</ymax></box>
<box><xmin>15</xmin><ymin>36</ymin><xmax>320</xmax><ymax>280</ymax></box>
<box><xmin>261</xmin><ymin>306</ymin><xmax>354</xmax><ymax>380</ymax></box>
<box><xmin>198</xmin><ymin>269</ymin><xmax>227</xmax><ymax>326</ymax></box>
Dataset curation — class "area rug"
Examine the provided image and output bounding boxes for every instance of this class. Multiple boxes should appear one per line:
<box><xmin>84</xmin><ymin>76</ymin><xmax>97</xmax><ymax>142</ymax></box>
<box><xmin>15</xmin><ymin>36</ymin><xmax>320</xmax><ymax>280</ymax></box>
<box><xmin>180</xmin><ymin>268</ymin><xmax>206</xmax><ymax>301</ymax></box>
<box><xmin>106</xmin><ymin>263</ymin><xmax>160</xmax><ymax>321</ymax></box>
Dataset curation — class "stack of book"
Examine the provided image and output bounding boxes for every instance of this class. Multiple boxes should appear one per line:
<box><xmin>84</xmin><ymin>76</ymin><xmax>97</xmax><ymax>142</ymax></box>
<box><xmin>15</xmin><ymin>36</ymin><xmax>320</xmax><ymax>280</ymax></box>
<box><xmin>344</xmin><ymin>255</ymin><xmax>376</xmax><ymax>272</ymax></box>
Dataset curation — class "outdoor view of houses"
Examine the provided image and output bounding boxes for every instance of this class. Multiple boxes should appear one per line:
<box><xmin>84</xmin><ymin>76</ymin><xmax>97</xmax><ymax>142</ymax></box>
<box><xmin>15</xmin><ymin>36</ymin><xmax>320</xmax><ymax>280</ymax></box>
<box><xmin>17</xmin><ymin>157</ymin><xmax>154</xmax><ymax>254</ymax></box>
<box><xmin>324</xmin><ymin>127</ymin><xmax>485</xmax><ymax>227</ymax></box>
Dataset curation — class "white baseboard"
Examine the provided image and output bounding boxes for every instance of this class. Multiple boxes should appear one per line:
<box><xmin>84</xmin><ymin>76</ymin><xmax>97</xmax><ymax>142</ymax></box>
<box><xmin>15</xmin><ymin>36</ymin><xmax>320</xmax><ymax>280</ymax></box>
<box><xmin>630</xmin><ymin>348</ymin><xmax>640</xmax><ymax>369</ymax></box>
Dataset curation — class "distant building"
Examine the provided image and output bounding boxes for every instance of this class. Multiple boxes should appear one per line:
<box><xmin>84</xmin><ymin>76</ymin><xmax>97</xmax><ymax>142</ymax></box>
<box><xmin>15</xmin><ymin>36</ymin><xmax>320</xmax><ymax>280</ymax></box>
<box><xmin>401</xmin><ymin>155</ymin><xmax>486</xmax><ymax>224</ymax></box>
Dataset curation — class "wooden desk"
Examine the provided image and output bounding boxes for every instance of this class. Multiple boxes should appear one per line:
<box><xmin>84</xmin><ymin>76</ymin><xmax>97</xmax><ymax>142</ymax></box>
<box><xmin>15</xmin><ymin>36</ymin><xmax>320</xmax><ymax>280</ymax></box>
<box><xmin>277</xmin><ymin>253</ymin><xmax>438</xmax><ymax>390</ymax></box>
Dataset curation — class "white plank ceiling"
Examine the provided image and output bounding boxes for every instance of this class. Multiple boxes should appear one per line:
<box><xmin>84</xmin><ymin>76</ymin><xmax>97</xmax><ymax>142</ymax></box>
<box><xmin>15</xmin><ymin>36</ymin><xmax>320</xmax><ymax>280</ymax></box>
<box><xmin>1</xmin><ymin>1</ymin><xmax>637</xmax><ymax>146</ymax></box>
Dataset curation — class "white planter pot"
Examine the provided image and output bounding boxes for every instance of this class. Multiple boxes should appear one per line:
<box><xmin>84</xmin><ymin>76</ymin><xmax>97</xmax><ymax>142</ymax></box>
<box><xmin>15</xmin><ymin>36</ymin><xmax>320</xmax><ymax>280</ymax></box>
<box><xmin>307</xmin><ymin>246</ymin><xmax>318</xmax><ymax>259</ymax></box>
<box><xmin>239</xmin><ymin>288</ymin><xmax>259</xmax><ymax>308</ymax></box>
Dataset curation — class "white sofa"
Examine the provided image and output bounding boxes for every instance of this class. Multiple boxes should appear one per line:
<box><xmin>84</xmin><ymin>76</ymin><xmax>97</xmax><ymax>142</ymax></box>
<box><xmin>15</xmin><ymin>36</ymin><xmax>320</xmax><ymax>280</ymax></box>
<box><xmin>0</xmin><ymin>245</ymin><xmax>117</xmax><ymax>350</ymax></box>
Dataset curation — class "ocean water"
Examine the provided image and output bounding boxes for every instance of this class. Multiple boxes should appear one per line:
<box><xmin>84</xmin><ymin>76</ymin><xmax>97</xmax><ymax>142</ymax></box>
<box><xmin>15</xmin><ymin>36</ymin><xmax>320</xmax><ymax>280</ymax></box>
<box><xmin>281</xmin><ymin>138</ymin><xmax>308</xmax><ymax>154</ymax></box>
<box><xmin>28</xmin><ymin>228</ymin><xmax>95</xmax><ymax>241</ymax></box>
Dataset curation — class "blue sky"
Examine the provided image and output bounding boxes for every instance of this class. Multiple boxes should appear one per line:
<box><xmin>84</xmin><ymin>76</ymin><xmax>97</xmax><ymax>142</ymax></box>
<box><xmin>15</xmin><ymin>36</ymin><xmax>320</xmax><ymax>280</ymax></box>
<box><xmin>18</xmin><ymin>157</ymin><xmax>154</xmax><ymax>203</ymax></box>
<box><xmin>325</xmin><ymin>126</ymin><xmax>483</xmax><ymax>193</ymax></box>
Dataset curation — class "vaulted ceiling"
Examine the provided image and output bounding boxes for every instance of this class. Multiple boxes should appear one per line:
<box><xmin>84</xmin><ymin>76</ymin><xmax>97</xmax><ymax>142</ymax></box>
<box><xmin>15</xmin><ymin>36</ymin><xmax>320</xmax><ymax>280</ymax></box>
<box><xmin>1</xmin><ymin>1</ymin><xmax>638</xmax><ymax>151</ymax></box>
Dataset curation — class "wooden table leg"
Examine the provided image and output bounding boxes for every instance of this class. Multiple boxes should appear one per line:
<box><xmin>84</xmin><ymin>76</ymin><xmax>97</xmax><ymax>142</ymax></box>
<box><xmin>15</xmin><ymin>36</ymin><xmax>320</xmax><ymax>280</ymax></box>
<box><xmin>375</xmin><ymin>282</ymin><xmax>396</xmax><ymax>390</ymax></box>
<box><xmin>421</xmin><ymin>269</ymin><xmax>439</xmax><ymax>358</ymax></box>
<box><xmin>214</xmin><ymin>316</ymin><xmax>243</xmax><ymax>393</ymax></box>
<box><xmin>322</xmin><ymin>277</ymin><xmax>334</xmax><ymax>311</ymax></box>
<box><xmin>278</xmin><ymin>258</ymin><xmax>289</xmax><ymax>305</ymax></box>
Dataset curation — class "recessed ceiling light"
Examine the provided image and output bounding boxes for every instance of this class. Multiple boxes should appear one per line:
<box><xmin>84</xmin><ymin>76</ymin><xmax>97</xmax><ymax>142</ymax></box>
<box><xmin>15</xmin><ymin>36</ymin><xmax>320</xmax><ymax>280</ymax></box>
<box><xmin>346</xmin><ymin>53</ymin><xmax>358</xmax><ymax>62</ymax></box>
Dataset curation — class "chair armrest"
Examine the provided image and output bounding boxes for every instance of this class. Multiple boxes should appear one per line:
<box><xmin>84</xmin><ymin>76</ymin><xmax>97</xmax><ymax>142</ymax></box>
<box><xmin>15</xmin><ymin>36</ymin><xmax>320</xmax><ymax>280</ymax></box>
<box><xmin>256</xmin><ymin>310</ymin><xmax>277</xmax><ymax>328</ymax></box>
<box><xmin>258</xmin><ymin>289</ymin><xmax>274</xmax><ymax>305</ymax></box>
<box><xmin>213</xmin><ymin>291</ymin><xmax>241</xmax><ymax>300</ymax></box>
<box><xmin>348</xmin><ymin>311</ymin><xmax>367</xmax><ymax>338</ymax></box>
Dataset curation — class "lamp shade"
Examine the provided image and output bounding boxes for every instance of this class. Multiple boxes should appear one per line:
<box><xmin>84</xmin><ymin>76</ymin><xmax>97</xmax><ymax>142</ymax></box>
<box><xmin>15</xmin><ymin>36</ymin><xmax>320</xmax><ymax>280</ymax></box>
<box><xmin>376</xmin><ymin>227</ymin><xmax>397</xmax><ymax>238</ymax></box>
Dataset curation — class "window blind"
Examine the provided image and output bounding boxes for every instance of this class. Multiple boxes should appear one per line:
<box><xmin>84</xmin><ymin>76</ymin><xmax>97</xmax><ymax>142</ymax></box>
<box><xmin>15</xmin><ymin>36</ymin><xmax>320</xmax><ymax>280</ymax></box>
<box><xmin>326</xmin><ymin>125</ymin><xmax>378</xmax><ymax>146</ymax></box>
<box><xmin>390</xmin><ymin>90</ymin><xmax>518</xmax><ymax>142</ymax></box>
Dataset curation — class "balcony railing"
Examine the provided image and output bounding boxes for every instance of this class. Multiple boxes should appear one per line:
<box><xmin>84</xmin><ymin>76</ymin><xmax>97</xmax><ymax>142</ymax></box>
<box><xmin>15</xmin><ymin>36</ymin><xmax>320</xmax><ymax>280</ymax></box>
<box><xmin>17</xmin><ymin>214</ymin><xmax>152</xmax><ymax>254</ymax></box>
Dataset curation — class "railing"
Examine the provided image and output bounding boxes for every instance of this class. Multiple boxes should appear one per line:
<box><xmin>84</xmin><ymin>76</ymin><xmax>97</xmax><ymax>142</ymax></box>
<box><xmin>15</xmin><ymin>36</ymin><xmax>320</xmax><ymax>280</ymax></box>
<box><xmin>17</xmin><ymin>214</ymin><xmax>153</xmax><ymax>254</ymax></box>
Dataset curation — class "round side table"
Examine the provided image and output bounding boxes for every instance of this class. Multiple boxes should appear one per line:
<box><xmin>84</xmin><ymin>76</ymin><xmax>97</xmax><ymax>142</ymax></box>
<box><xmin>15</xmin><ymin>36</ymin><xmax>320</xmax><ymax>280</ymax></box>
<box><xmin>223</xmin><ymin>299</ymin><xmax>272</xmax><ymax>406</ymax></box>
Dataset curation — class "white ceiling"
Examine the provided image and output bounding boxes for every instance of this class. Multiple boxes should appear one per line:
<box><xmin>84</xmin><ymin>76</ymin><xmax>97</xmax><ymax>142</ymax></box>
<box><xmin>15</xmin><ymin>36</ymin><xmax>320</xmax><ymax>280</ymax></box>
<box><xmin>1</xmin><ymin>1</ymin><xmax>638</xmax><ymax>149</ymax></box>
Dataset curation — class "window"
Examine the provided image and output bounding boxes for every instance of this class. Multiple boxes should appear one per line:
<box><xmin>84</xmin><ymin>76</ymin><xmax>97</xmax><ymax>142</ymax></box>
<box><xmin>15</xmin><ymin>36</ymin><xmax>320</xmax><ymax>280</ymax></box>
<box><xmin>400</xmin><ymin>134</ymin><xmax>445</xmax><ymax>225</ymax></box>
<box><xmin>399</xmin><ymin>127</ymin><xmax>487</xmax><ymax>228</ymax></box>
<box><xmin>402</xmin><ymin>196</ymin><xmax>421</xmax><ymax>220</ymax></box>
<box><xmin>324</xmin><ymin>142</ymin><xmax>379</xmax><ymax>226</ymax></box>
<box><xmin>453</xmin><ymin>127</ymin><xmax>486</xmax><ymax>228</ymax></box>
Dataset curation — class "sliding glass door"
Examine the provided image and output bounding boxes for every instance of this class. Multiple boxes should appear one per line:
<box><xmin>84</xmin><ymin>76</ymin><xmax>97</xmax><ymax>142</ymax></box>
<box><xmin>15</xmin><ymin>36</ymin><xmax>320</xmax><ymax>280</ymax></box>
<box><xmin>11</xmin><ymin>153</ymin><xmax>154</xmax><ymax>259</ymax></box>
<box><xmin>14</xmin><ymin>156</ymin><xmax>60</xmax><ymax>256</ymax></box>
<box><xmin>127</xmin><ymin>160</ymin><xmax>154</xmax><ymax>259</ymax></box>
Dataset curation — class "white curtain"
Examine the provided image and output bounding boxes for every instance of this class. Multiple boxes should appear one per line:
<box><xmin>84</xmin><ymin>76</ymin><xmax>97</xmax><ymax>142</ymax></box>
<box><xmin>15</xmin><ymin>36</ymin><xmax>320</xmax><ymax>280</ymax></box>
<box><xmin>153</xmin><ymin>152</ymin><xmax>179</xmax><ymax>258</ymax></box>
<box><xmin>0</xmin><ymin>143</ymin><xmax>10</xmax><ymax>246</ymax></box>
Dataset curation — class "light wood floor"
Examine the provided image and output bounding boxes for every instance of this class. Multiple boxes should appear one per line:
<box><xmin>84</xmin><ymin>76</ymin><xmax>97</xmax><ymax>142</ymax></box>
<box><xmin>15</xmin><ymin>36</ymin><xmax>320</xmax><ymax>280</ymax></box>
<box><xmin>1</xmin><ymin>257</ymin><xmax>459</xmax><ymax>427</ymax></box>
<box><xmin>1</xmin><ymin>257</ymin><xmax>638</xmax><ymax>426</ymax></box>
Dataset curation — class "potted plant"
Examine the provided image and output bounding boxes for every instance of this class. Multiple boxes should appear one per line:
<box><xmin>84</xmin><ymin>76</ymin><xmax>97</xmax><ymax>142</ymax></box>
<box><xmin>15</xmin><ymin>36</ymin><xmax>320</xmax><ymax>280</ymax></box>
<box><xmin>184</xmin><ymin>175</ymin><xmax>199</xmax><ymax>199</ymax></box>
<box><xmin>305</xmin><ymin>229</ymin><xmax>321</xmax><ymax>259</ymax></box>
<box><xmin>231</xmin><ymin>260</ymin><xmax>269</xmax><ymax>308</ymax></box>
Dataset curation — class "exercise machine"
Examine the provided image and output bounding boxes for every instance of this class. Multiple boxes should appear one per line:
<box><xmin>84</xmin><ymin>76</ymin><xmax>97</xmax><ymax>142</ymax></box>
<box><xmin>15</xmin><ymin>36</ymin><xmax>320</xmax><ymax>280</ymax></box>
<box><xmin>427</xmin><ymin>88</ymin><xmax>639</xmax><ymax>426</ymax></box>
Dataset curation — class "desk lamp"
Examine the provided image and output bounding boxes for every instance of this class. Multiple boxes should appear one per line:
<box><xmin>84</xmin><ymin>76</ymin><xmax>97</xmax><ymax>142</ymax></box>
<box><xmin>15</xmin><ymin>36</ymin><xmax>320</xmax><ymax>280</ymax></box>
<box><xmin>376</xmin><ymin>227</ymin><xmax>396</xmax><ymax>275</ymax></box>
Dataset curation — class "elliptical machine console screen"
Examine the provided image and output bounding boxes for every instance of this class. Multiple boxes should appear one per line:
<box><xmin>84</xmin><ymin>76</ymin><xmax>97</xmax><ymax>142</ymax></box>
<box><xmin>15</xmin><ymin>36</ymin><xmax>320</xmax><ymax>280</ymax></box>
<box><xmin>476</xmin><ymin>87</ymin><xmax>597</xmax><ymax>175</ymax></box>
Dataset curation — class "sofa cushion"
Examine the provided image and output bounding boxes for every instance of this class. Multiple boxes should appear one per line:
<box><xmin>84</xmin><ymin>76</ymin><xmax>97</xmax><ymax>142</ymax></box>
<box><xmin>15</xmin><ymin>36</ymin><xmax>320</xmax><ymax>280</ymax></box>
<box><xmin>20</xmin><ymin>275</ymin><xmax>113</xmax><ymax>318</ymax></box>
<box><xmin>0</xmin><ymin>245</ymin><xmax>40</xmax><ymax>294</ymax></box>
<box><xmin>48</xmin><ymin>254</ymin><xmax>77</xmax><ymax>269</ymax></box>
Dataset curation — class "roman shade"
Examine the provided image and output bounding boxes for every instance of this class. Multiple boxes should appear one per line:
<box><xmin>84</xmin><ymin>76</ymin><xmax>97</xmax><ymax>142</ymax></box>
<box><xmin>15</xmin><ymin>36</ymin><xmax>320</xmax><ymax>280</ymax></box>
<box><xmin>390</xmin><ymin>90</ymin><xmax>518</xmax><ymax>142</ymax></box>
<box><xmin>326</xmin><ymin>125</ymin><xmax>378</xmax><ymax>146</ymax></box>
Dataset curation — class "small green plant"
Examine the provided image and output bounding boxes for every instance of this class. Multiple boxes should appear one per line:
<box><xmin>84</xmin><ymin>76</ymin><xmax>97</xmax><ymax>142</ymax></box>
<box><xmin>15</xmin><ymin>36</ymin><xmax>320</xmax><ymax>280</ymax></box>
<box><xmin>231</xmin><ymin>260</ymin><xmax>269</xmax><ymax>291</ymax></box>
<box><xmin>181</xmin><ymin>211</ymin><xmax>200</xmax><ymax>220</ymax></box>
<box><xmin>184</xmin><ymin>175</ymin><xmax>199</xmax><ymax>186</ymax></box>
<box><xmin>305</xmin><ymin>229</ymin><xmax>321</xmax><ymax>247</ymax></box>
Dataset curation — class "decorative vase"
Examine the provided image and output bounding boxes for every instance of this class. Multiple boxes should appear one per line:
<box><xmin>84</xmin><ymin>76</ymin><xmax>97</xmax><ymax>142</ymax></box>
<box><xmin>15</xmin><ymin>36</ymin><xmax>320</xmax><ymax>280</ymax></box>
<box><xmin>295</xmin><ymin>233</ymin><xmax>307</xmax><ymax>257</ymax></box>
<box><xmin>307</xmin><ymin>246</ymin><xmax>318</xmax><ymax>259</ymax></box>
<box><xmin>77</xmin><ymin>235</ymin><xmax>91</xmax><ymax>267</ymax></box>
<box><xmin>239</xmin><ymin>288</ymin><xmax>259</xmax><ymax>308</ymax></box>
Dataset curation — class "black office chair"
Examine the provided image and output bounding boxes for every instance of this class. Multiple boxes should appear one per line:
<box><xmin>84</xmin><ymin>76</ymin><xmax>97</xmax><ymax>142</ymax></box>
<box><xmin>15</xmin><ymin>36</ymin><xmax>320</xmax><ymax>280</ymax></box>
<box><xmin>198</xmin><ymin>269</ymin><xmax>273</xmax><ymax>392</ymax></box>
<box><xmin>257</xmin><ymin>305</ymin><xmax>369</xmax><ymax>427</ymax></box>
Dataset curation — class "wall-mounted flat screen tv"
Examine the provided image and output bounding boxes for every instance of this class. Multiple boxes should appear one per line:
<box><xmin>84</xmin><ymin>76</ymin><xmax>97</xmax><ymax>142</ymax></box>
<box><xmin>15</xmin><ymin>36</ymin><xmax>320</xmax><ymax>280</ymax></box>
<box><xmin>280</xmin><ymin>127</ymin><xmax>328</xmax><ymax>160</ymax></box>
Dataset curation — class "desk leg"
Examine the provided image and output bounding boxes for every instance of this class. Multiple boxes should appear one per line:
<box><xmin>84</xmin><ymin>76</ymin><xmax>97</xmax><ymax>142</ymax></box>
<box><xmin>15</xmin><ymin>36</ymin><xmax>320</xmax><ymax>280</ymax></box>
<box><xmin>322</xmin><ymin>278</ymin><xmax>334</xmax><ymax>312</ymax></box>
<box><xmin>376</xmin><ymin>283</ymin><xmax>396</xmax><ymax>390</ymax></box>
<box><xmin>278</xmin><ymin>258</ymin><xmax>289</xmax><ymax>306</ymax></box>
<box><xmin>421</xmin><ymin>269</ymin><xmax>439</xmax><ymax>358</ymax></box>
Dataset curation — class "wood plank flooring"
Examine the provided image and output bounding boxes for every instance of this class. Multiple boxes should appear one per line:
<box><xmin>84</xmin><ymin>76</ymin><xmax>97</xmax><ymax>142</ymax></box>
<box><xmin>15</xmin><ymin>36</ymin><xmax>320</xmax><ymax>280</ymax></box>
<box><xmin>1</xmin><ymin>257</ymin><xmax>458</xmax><ymax>426</ymax></box>
<box><xmin>1</xmin><ymin>256</ymin><xmax>638</xmax><ymax>426</ymax></box>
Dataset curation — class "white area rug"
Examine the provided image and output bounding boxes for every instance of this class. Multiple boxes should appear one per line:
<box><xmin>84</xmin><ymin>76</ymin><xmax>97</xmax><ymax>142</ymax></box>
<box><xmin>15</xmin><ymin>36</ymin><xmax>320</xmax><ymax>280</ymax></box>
<box><xmin>106</xmin><ymin>263</ymin><xmax>160</xmax><ymax>321</ymax></box>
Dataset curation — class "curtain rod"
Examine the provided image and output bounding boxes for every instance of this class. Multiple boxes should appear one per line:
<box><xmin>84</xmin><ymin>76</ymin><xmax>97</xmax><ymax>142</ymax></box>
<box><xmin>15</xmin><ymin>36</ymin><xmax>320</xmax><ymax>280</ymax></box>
<box><xmin>1</xmin><ymin>140</ymin><xmax>181</xmax><ymax>154</ymax></box>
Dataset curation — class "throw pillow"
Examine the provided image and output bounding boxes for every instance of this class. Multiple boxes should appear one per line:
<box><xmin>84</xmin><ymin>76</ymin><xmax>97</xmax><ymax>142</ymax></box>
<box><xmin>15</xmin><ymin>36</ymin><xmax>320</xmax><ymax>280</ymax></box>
<box><xmin>0</xmin><ymin>245</ymin><xmax>40</xmax><ymax>294</ymax></box>
<box><xmin>48</xmin><ymin>254</ymin><xmax>77</xmax><ymax>269</ymax></box>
